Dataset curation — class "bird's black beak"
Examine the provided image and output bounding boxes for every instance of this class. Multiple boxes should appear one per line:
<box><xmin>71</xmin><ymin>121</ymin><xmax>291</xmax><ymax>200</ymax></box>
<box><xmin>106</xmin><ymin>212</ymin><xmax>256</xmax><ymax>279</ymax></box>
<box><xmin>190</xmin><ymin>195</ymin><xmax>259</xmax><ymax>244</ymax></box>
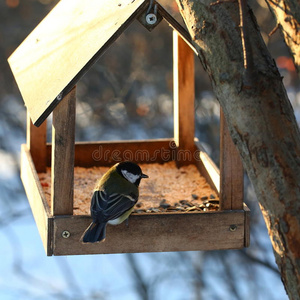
<box><xmin>141</xmin><ymin>173</ymin><xmax>149</xmax><ymax>178</ymax></box>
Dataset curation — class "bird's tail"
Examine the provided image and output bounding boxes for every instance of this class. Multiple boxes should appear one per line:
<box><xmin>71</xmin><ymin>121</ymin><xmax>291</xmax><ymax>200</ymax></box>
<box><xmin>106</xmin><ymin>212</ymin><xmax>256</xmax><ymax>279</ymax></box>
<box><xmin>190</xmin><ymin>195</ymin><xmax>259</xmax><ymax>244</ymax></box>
<box><xmin>81</xmin><ymin>221</ymin><xmax>106</xmax><ymax>243</ymax></box>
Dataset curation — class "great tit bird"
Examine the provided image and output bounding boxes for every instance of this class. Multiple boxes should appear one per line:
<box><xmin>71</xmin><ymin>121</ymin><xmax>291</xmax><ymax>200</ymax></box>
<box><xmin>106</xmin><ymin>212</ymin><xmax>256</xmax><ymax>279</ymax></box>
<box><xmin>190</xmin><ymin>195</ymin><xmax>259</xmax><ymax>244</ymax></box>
<box><xmin>81</xmin><ymin>161</ymin><xmax>148</xmax><ymax>243</ymax></box>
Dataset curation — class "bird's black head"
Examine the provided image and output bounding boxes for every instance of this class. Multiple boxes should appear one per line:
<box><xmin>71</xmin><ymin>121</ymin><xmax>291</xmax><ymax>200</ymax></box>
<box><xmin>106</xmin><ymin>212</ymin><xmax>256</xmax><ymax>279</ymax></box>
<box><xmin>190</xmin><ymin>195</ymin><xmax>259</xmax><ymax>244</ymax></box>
<box><xmin>116</xmin><ymin>161</ymin><xmax>148</xmax><ymax>186</ymax></box>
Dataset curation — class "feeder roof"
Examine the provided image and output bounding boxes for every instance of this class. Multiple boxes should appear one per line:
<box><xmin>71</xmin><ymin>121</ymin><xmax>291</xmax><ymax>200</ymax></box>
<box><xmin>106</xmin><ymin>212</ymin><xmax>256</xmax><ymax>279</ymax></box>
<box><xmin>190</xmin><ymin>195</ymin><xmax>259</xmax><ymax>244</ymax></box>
<box><xmin>8</xmin><ymin>0</ymin><xmax>195</xmax><ymax>127</ymax></box>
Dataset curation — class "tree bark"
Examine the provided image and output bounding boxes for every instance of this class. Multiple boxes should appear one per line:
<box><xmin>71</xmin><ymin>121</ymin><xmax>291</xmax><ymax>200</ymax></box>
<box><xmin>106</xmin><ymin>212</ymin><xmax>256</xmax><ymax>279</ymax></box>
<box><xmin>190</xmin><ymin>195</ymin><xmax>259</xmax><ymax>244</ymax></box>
<box><xmin>175</xmin><ymin>0</ymin><xmax>300</xmax><ymax>298</ymax></box>
<box><xmin>265</xmin><ymin>0</ymin><xmax>300</xmax><ymax>73</ymax></box>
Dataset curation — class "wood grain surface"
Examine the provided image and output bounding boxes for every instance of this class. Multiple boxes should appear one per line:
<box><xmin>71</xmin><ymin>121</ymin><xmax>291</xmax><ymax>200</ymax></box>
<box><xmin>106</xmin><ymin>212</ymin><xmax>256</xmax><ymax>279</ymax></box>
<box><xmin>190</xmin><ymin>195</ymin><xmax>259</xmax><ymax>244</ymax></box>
<box><xmin>51</xmin><ymin>87</ymin><xmax>76</xmax><ymax>215</ymax></box>
<box><xmin>173</xmin><ymin>31</ymin><xmax>195</xmax><ymax>165</ymax></box>
<box><xmin>53</xmin><ymin>210</ymin><xmax>247</xmax><ymax>255</ymax></box>
<box><xmin>8</xmin><ymin>0</ymin><xmax>147</xmax><ymax>126</ymax></box>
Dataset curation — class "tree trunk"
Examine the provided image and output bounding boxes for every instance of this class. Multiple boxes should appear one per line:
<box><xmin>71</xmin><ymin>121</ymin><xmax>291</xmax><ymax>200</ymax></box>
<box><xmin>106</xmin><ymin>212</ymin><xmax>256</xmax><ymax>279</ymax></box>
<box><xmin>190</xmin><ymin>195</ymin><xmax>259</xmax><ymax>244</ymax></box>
<box><xmin>266</xmin><ymin>0</ymin><xmax>300</xmax><ymax>73</ymax></box>
<box><xmin>175</xmin><ymin>0</ymin><xmax>300</xmax><ymax>298</ymax></box>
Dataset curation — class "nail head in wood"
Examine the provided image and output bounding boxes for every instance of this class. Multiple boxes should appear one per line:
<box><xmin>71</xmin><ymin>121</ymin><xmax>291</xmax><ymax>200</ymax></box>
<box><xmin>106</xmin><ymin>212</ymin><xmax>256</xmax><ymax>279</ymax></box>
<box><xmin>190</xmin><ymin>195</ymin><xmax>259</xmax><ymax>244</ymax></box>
<box><xmin>229</xmin><ymin>224</ymin><xmax>237</xmax><ymax>232</ymax></box>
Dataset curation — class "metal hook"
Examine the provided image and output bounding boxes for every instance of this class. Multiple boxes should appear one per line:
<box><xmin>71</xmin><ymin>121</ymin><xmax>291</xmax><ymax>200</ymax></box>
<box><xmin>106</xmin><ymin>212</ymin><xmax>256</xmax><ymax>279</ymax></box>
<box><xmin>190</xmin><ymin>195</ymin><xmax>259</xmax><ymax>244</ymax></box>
<box><xmin>145</xmin><ymin>0</ymin><xmax>158</xmax><ymax>25</ymax></box>
<box><xmin>146</xmin><ymin>0</ymin><xmax>154</xmax><ymax>14</ymax></box>
<box><xmin>153</xmin><ymin>3</ymin><xmax>157</xmax><ymax>15</ymax></box>
<box><xmin>138</xmin><ymin>0</ymin><xmax>162</xmax><ymax>31</ymax></box>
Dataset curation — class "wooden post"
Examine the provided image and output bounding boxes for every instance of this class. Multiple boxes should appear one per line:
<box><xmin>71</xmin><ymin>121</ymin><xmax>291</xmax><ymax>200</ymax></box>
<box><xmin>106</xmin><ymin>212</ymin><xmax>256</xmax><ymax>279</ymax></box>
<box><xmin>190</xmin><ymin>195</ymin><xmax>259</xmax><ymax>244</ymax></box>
<box><xmin>173</xmin><ymin>30</ymin><xmax>195</xmax><ymax>165</ymax></box>
<box><xmin>27</xmin><ymin>112</ymin><xmax>47</xmax><ymax>173</ymax></box>
<box><xmin>219</xmin><ymin>110</ymin><xmax>244</xmax><ymax>210</ymax></box>
<box><xmin>51</xmin><ymin>87</ymin><xmax>76</xmax><ymax>215</ymax></box>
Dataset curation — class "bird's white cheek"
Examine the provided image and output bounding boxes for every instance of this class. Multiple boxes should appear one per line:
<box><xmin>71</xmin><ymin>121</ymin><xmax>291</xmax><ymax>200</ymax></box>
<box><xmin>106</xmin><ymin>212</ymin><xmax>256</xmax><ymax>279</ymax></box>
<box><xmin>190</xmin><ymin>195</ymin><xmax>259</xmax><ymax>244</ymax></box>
<box><xmin>121</xmin><ymin>170</ymin><xmax>140</xmax><ymax>184</ymax></box>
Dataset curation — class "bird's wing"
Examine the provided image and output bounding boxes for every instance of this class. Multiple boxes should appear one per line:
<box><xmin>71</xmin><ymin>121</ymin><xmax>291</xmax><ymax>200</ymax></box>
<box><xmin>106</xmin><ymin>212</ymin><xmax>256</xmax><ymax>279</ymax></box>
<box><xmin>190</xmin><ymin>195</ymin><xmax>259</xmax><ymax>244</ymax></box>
<box><xmin>91</xmin><ymin>190</ymin><xmax>138</xmax><ymax>222</ymax></box>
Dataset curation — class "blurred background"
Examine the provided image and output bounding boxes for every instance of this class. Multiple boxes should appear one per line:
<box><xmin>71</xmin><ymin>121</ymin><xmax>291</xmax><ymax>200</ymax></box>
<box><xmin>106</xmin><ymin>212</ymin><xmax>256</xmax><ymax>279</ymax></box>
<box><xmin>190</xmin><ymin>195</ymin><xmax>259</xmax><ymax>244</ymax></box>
<box><xmin>1</xmin><ymin>0</ymin><xmax>300</xmax><ymax>299</ymax></box>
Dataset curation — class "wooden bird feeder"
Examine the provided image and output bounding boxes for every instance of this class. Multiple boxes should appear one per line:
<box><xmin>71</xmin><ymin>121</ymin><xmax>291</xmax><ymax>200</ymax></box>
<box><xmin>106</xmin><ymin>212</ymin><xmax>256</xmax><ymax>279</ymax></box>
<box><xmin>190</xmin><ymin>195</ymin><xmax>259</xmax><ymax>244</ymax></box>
<box><xmin>8</xmin><ymin>0</ymin><xmax>249</xmax><ymax>256</ymax></box>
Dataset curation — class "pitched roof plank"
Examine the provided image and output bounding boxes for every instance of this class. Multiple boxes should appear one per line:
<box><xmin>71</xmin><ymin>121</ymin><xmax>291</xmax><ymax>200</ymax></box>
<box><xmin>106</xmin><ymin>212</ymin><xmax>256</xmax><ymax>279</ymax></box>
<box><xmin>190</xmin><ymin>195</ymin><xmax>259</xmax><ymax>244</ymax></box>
<box><xmin>8</xmin><ymin>0</ymin><xmax>148</xmax><ymax>126</ymax></box>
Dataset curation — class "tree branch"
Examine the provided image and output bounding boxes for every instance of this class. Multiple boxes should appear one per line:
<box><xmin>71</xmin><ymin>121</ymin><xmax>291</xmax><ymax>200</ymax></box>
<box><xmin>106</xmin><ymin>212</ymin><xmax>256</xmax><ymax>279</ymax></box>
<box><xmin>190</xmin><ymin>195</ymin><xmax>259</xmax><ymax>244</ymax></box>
<box><xmin>176</xmin><ymin>0</ymin><xmax>300</xmax><ymax>298</ymax></box>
